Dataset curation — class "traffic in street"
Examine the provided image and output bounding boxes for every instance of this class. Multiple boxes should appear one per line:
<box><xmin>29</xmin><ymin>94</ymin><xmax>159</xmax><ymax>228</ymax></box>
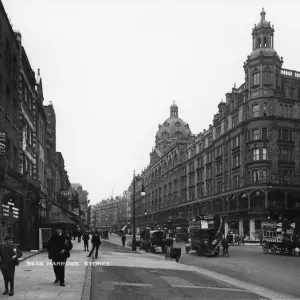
<box><xmin>91</xmin><ymin>240</ymin><xmax>266</xmax><ymax>300</ymax></box>
<box><xmin>106</xmin><ymin>233</ymin><xmax>300</xmax><ymax>299</ymax></box>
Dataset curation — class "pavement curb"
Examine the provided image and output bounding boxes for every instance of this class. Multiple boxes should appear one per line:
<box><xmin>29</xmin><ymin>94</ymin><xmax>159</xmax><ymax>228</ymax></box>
<box><xmin>81</xmin><ymin>257</ymin><xmax>92</xmax><ymax>300</ymax></box>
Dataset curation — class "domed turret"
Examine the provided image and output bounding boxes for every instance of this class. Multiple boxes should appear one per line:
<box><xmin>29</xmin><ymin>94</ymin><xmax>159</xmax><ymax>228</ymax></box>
<box><xmin>244</xmin><ymin>9</ymin><xmax>283</xmax><ymax>90</ymax></box>
<box><xmin>249</xmin><ymin>8</ymin><xmax>278</xmax><ymax>59</ymax></box>
<box><xmin>155</xmin><ymin>102</ymin><xmax>192</xmax><ymax>154</ymax></box>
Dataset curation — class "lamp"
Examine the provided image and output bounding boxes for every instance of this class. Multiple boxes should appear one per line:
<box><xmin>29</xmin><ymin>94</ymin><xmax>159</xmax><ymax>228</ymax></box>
<box><xmin>131</xmin><ymin>171</ymin><xmax>145</xmax><ymax>251</ymax></box>
<box><xmin>242</xmin><ymin>193</ymin><xmax>247</xmax><ymax>198</ymax></box>
<box><xmin>144</xmin><ymin>211</ymin><xmax>147</xmax><ymax>226</ymax></box>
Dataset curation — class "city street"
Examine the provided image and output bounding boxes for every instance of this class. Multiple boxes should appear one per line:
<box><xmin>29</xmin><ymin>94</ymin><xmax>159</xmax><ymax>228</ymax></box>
<box><xmin>105</xmin><ymin>234</ymin><xmax>300</xmax><ymax>299</ymax></box>
<box><xmin>91</xmin><ymin>241</ymin><xmax>263</xmax><ymax>300</ymax></box>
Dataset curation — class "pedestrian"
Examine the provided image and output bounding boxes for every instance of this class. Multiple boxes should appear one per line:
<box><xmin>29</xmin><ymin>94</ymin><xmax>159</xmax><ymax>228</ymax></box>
<box><xmin>121</xmin><ymin>233</ymin><xmax>126</xmax><ymax>246</ymax></box>
<box><xmin>0</xmin><ymin>235</ymin><xmax>22</xmax><ymax>296</ymax></box>
<box><xmin>87</xmin><ymin>232</ymin><xmax>101</xmax><ymax>258</ymax></box>
<box><xmin>82</xmin><ymin>232</ymin><xmax>90</xmax><ymax>251</ymax></box>
<box><xmin>77</xmin><ymin>231</ymin><xmax>82</xmax><ymax>243</ymax></box>
<box><xmin>47</xmin><ymin>225</ymin><xmax>73</xmax><ymax>286</ymax></box>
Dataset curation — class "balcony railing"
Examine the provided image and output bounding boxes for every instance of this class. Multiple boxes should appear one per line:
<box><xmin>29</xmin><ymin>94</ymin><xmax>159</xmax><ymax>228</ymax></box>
<box><xmin>281</xmin><ymin>68</ymin><xmax>300</xmax><ymax>78</ymax></box>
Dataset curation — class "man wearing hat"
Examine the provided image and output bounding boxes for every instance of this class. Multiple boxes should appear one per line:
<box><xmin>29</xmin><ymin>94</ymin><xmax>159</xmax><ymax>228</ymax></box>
<box><xmin>47</xmin><ymin>224</ymin><xmax>73</xmax><ymax>286</ymax></box>
<box><xmin>0</xmin><ymin>235</ymin><xmax>22</xmax><ymax>296</ymax></box>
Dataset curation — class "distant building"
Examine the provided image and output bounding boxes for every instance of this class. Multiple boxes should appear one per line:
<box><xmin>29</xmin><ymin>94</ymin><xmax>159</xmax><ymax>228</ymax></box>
<box><xmin>71</xmin><ymin>183</ymin><xmax>89</xmax><ymax>226</ymax></box>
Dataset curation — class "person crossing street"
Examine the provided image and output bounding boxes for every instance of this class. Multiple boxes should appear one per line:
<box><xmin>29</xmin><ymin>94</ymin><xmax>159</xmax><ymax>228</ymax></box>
<box><xmin>87</xmin><ymin>232</ymin><xmax>101</xmax><ymax>258</ymax></box>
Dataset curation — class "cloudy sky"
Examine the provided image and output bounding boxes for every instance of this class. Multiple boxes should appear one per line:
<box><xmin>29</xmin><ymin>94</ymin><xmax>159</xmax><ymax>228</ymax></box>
<box><xmin>3</xmin><ymin>0</ymin><xmax>300</xmax><ymax>204</ymax></box>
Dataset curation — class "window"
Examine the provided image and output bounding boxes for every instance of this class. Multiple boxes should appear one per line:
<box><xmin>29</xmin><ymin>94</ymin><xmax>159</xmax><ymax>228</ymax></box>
<box><xmin>262</xmin><ymin>128</ymin><xmax>268</xmax><ymax>140</ymax></box>
<box><xmin>280</xmin><ymin>148</ymin><xmax>292</xmax><ymax>161</ymax></box>
<box><xmin>217</xmin><ymin>163</ymin><xmax>222</xmax><ymax>174</ymax></box>
<box><xmin>279</xmin><ymin>128</ymin><xmax>292</xmax><ymax>141</ymax></box>
<box><xmin>252</xmin><ymin>170</ymin><xmax>260</xmax><ymax>183</ymax></box>
<box><xmin>263</xmin><ymin>103</ymin><xmax>267</xmax><ymax>116</ymax></box>
<box><xmin>261</xmin><ymin>170</ymin><xmax>267</xmax><ymax>183</ymax></box>
<box><xmin>234</xmin><ymin>154</ymin><xmax>240</xmax><ymax>167</ymax></box>
<box><xmin>233</xmin><ymin>175</ymin><xmax>240</xmax><ymax>187</ymax></box>
<box><xmin>233</xmin><ymin>135</ymin><xmax>240</xmax><ymax>148</ymax></box>
<box><xmin>283</xmin><ymin>105</ymin><xmax>287</xmax><ymax>117</ymax></box>
<box><xmin>216</xmin><ymin>145</ymin><xmax>222</xmax><ymax>157</ymax></box>
<box><xmin>253</xmin><ymin>149</ymin><xmax>260</xmax><ymax>161</ymax></box>
<box><xmin>262</xmin><ymin>148</ymin><xmax>267</xmax><ymax>160</ymax></box>
<box><xmin>263</xmin><ymin>70</ymin><xmax>271</xmax><ymax>85</ymax></box>
<box><xmin>232</xmin><ymin>113</ymin><xmax>239</xmax><ymax>127</ymax></box>
<box><xmin>217</xmin><ymin>181</ymin><xmax>222</xmax><ymax>193</ymax></box>
<box><xmin>253</xmin><ymin>73</ymin><xmax>260</xmax><ymax>86</ymax></box>
<box><xmin>288</xmin><ymin>105</ymin><xmax>293</xmax><ymax>118</ymax></box>
<box><xmin>253</xmin><ymin>129</ymin><xmax>260</xmax><ymax>140</ymax></box>
<box><xmin>279</xmin><ymin>104</ymin><xmax>283</xmax><ymax>116</ymax></box>
<box><xmin>252</xmin><ymin>104</ymin><xmax>259</xmax><ymax>117</ymax></box>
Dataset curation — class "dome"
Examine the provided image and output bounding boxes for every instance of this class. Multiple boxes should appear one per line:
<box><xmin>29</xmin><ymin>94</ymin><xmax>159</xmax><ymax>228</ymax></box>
<box><xmin>256</xmin><ymin>8</ymin><xmax>270</xmax><ymax>29</ymax></box>
<box><xmin>249</xmin><ymin>48</ymin><xmax>279</xmax><ymax>60</ymax></box>
<box><xmin>170</xmin><ymin>100</ymin><xmax>178</xmax><ymax>108</ymax></box>
<box><xmin>155</xmin><ymin>102</ymin><xmax>191</xmax><ymax>141</ymax></box>
<box><xmin>156</xmin><ymin>117</ymin><xmax>191</xmax><ymax>141</ymax></box>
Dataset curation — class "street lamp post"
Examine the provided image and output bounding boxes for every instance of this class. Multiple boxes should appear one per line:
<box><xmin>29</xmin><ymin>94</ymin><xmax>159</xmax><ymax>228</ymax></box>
<box><xmin>131</xmin><ymin>170</ymin><xmax>145</xmax><ymax>251</ymax></box>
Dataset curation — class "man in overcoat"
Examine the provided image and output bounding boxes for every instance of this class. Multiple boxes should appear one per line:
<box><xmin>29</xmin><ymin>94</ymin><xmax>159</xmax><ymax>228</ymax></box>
<box><xmin>87</xmin><ymin>232</ymin><xmax>101</xmax><ymax>258</ymax></box>
<box><xmin>0</xmin><ymin>235</ymin><xmax>22</xmax><ymax>296</ymax></box>
<box><xmin>82</xmin><ymin>232</ymin><xmax>90</xmax><ymax>251</ymax></box>
<box><xmin>47</xmin><ymin>225</ymin><xmax>73</xmax><ymax>286</ymax></box>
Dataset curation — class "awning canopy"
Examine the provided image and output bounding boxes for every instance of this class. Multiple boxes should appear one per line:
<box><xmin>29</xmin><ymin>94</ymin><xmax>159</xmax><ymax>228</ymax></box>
<box><xmin>49</xmin><ymin>217</ymin><xmax>76</xmax><ymax>225</ymax></box>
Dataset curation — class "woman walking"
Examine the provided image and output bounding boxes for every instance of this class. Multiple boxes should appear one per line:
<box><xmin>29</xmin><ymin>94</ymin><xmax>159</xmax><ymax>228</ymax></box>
<box><xmin>0</xmin><ymin>235</ymin><xmax>22</xmax><ymax>296</ymax></box>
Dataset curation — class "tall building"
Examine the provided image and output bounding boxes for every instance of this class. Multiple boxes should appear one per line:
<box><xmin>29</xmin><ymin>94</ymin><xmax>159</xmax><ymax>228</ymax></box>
<box><xmin>35</xmin><ymin>69</ymin><xmax>47</xmax><ymax>224</ymax></box>
<box><xmin>134</xmin><ymin>9</ymin><xmax>300</xmax><ymax>241</ymax></box>
<box><xmin>44</xmin><ymin>103</ymin><xmax>56</xmax><ymax>203</ymax></box>
<box><xmin>0</xmin><ymin>2</ymin><xmax>22</xmax><ymax>242</ymax></box>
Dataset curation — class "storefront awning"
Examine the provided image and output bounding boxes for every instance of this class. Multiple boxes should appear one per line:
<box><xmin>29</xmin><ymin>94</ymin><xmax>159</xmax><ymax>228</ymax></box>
<box><xmin>49</xmin><ymin>217</ymin><xmax>76</xmax><ymax>225</ymax></box>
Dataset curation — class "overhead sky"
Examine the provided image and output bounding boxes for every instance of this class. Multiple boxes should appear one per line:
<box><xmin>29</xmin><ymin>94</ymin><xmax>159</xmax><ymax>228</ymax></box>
<box><xmin>3</xmin><ymin>0</ymin><xmax>300</xmax><ymax>204</ymax></box>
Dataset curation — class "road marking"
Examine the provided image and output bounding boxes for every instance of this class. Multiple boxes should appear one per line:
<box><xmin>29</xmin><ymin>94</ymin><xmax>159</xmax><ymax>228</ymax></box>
<box><xmin>160</xmin><ymin>276</ymin><xmax>194</xmax><ymax>286</ymax></box>
<box><xmin>102</xmin><ymin>240</ymin><xmax>298</xmax><ymax>299</ymax></box>
<box><xmin>112</xmin><ymin>282</ymin><xmax>153</xmax><ymax>287</ymax></box>
<box><xmin>171</xmin><ymin>285</ymin><xmax>254</xmax><ymax>293</ymax></box>
<box><xmin>187</xmin><ymin>266</ymin><xmax>298</xmax><ymax>300</ymax></box>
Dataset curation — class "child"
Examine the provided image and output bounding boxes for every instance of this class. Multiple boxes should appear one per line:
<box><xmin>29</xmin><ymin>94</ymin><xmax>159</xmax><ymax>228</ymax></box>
<box><xmin>0</xmin><ymin>235</ymin><xmax>22</xmax><ymax>296</ymax></box>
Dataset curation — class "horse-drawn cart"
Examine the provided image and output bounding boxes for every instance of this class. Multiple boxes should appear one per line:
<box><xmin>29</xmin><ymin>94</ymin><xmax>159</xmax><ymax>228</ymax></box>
<box><xmin>261</xmin><ymin>221</ymin><xmax>300</xmax><ymax>256</ymax></box>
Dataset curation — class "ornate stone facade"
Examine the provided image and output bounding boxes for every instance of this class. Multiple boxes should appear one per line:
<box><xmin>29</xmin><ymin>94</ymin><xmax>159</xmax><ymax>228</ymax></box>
<box><xmin>133</xmin><ymin>9</ymin><xmax>300</xmax><ymax>241</ymax></box>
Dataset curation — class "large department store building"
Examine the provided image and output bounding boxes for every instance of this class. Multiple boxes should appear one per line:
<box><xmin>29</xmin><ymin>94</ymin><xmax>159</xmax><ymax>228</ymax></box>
<box><xmin>134</xmin><ymin>9</ymin><xmax>300</xmax><ymax>241</ymax></box>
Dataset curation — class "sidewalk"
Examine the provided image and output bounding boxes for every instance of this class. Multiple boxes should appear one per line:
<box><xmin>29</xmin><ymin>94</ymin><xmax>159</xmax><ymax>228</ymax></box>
<box><xmin>0</xmin><ymin>240</ymin><xmax>92</xmax><ymax>300</ymax></box>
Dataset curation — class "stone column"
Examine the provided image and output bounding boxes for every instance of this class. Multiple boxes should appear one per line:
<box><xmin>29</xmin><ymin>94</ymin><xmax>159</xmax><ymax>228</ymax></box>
<box><xmin>224</xmin><ymin>222</ymin><xmax>229</xmax><ymax>237</ymax></box>
<box><xmin>239</xmin><ymin>220</ymin><xmax>244</xmax><ymax>236</ymax></box>
<box><xmin>249</xmin><ymin>219</ymin><xmax>255</xmax><ymax>241</ymax></box>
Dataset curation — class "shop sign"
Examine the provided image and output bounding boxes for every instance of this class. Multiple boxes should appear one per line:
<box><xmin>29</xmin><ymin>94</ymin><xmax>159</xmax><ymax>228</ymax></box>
<box><xmin>61</xmin><ymin>191</ymin><xmax>70</xmax><ymax>197</ymax></box>
<box><xmin>0</xmin><ymin>132</ymin><xmax>7</xmax><ymax>157</ymax></box>
<box><xmin>262</xmin><ymin>237</ymin><xmax>277</xmax><ymax>242</ymax></box>
<box><xmin>201</xmin><ymin>220</ymin><xmax>208</xmax><ymax>229</ymax></box>
<box><xmin>261</xmin><ymin>222</ymin><xmax>276</xmax><ymax>228</ymax></box>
